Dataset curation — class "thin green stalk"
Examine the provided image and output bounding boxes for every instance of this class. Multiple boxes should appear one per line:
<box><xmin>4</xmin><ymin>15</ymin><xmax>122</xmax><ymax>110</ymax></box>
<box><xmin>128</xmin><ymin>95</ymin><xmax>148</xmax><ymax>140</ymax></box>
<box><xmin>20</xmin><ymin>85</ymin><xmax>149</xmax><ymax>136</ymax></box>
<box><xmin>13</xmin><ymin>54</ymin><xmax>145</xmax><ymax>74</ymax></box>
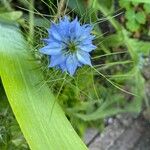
<box><xmin>96</xmin><ymin>3</ymin><xmax>120</xmax><ymax>31</ymax></box>
<box><xmin>91</xmin><ymin>66</ymin><xmax>137</xmax><ymax>96</ymax></box>
<box><xmin>54</xmin><ymin>0</ymin><xmax>66</xmax><ymax>22</ymax></box>
<box><xmin>28</xmin><ymin>0</ymin><xmax>34</xmax><ymax>43</ymax></box>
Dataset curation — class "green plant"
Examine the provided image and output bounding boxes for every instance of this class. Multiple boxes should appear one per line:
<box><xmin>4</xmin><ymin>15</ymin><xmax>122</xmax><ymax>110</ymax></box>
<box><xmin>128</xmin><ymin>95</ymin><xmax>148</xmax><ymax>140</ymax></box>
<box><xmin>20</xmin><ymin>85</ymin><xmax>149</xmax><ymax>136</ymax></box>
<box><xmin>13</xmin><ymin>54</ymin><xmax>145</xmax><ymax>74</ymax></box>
<box><xmin>119</xmin><ymin>0</ymin><xmax>150</xmax><ymax>33</ymax></box>
<box><xmin>0</xmin><ymin>0</ymin><xmax>150</xmax><ymax>149</ymax></box>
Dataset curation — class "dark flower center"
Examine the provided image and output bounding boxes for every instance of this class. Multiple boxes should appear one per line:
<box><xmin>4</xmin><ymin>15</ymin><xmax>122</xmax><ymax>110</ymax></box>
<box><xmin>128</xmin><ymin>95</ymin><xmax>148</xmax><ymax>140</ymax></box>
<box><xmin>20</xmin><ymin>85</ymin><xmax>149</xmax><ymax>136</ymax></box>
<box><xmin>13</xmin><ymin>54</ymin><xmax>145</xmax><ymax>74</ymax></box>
<box><xmin>67</xmin><ymin>42</ymin><xmax>77</xmax><ymax>53</ymax></box>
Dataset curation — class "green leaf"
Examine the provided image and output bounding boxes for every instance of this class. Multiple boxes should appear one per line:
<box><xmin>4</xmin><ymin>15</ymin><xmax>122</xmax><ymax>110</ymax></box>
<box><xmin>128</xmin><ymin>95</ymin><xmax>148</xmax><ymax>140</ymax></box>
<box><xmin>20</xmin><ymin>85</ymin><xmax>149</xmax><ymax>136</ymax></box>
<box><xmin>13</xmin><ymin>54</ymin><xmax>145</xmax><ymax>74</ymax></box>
<box><xmin>68</xmin><ymin>0</ymin><xmax>86</xmax><ymax>15</ymax></box>
<box><xmin>125</xmin><ymin>9</ymin><xmax>146</xmax><ymax>25</ymax></box>
<box><xmin>34</xmin><ymin>17</ymin><xmax>50</xmax><ymax>28</ymax></box>
<box><xmin>0</xmin><ymin>11</ymin><xmax>22</xmax><ymax>22</ymax></box>
<box><xmin>128</xmin><ymin>39</ymin><xmax>150</xmax><ymax>55</ymax></box>
<box><xmin>98</xmin><ymin>0</ymin><xmax>113</xmax><ymax>9</ymax></box>
<box><xmin>143</xmin><ymin>3</ymin><xmax>150</xmax><ymax>14</ymax></box>
<box><xmin>132</xmin><ymin>1</ymin><xmax>139</xmax><ymax>6</ymax></box>
<box><xmin>0</xmin><ymin>22</ymin><xmax>87</xmax><ymax>150</ymax></box>
<box><xmin>76</xmin><ymin>108</ymin><xmax>124</xmax><ymax>121</ymax></box>
<box><xmin>119</xmin><ymin>0</ymin><xmax>131</xmax><ymax>9</ymax></box>
<box><xmin>125</xmin><ymin>9</ymin><xmax>146</xmax><ymax>31</ymax></box>
<box><xmin>125</xmin><ymin>9</ymin><xmax>136</xmax><ymax>20</ymax></box>
<box><xmin>126</xmin><ymin>20</ymin><xmax>140</xmax><ymax>32</ymax></box>
<box><xmin>75</xmin><ymin>95</ymin><xmax>125</xmax><ymax>121</ymax></box>
<box><xmin>136</xmin><ymin>11</ymin><xmax>146</xmax><ymax>24</ymax></box>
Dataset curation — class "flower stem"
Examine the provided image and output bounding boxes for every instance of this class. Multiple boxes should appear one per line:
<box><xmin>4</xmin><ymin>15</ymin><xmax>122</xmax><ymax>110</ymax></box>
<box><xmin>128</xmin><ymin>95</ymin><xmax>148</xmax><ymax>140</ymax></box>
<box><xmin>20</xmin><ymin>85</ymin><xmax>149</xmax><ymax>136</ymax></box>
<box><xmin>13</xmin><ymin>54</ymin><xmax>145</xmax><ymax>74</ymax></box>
<box><xmin>28</xmin><ymin>0</ymin><xmax>34</xmax><ymax>44</ymax></box>
<box><xmin>54</xmin><ymin>0</ymin><xmax>66</xmax><ymax>22</ymax></box>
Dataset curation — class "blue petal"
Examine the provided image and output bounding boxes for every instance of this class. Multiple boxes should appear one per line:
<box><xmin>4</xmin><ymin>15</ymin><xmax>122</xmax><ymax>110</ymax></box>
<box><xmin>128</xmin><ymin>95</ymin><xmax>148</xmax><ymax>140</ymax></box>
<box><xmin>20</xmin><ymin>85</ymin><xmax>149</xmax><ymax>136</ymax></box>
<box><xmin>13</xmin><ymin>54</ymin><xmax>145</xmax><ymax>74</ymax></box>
<box><xmin>78</xmin><ymin>61</ymin><xmax>83</xmax><ymax>67</ymax></box>
<box><xmin>66</xmin><ymin>54</ymin><xmax>78</xmax><ymax>75</ymax></box>
<box><xmin>81</xmin><ymin>39</ymin><xmax>92</xmax><ymax>45</ymax></box>
<box><xmin>60</xmin><ymin>16</ymin><xmax>70</xmax><ymax>23</ymax></box>
<box><xmin>48</xmin><ymin>23</ymin><xmax>62</xmax><ymax>41</ymax></box>
<box><xmin>82</xmin><ymin>24</ymin><xmax>93</xmax><ymax>32</ymax></box>
<box><xmin>76</xmin><ymin>25</ymin><xmax>94</xmax><ymax>41</ymax></box>
<box><xmin>70</xmin><ymin>18</ymin><xmax>80</xmax><ymax>32</ymax></box>
<box><xmin>39</xmin><ymin>45</ymin><xmax>61</xmax><ymax>55</ymax></box>
<box><xmin>43</xmin><ymin>38</ymin><xmax>52</xmax><ymax>44</ymax></box>
<box><xmin>49</xmin><ymin>54</ymin><xmax>66</xmax><ymax>67</ymax></box>
<box><xmin>43</xmin><ymin>38</ymin><xmax>59</xmax><ymax>44</ymax></box>
<box><xmin>59</xmin><ymin>62</ymin><xmax>67</xmax><ymax>72</ymax></box>
<box><xmin>82</xmin><ymin>35</ymin><xmax>95</xmax><ymax>43</ymax></box>
<box><xmin>40</xmin><ymin>16</ymin><xmax>96</xmax><ymax>75</ymax></box>
<box><xmin>70</xmin><ymin>17</ymin><xmax>81</xmax><ymax>40</ymax></box>
<box><xmin>76</xmin><ymin>51</ymin><xmax>92</xmax><ymax>66</ymax></box>
<box><xmin>47</xmin><ymin>42</ymin><xmax>61</xmax><ymax>48</ymax></box>
<box><xmin>57</xmin><ymin>16</ymin><xmax>70</xmax><ymax>41</ymax></box>
<box><xmin>77</xmin><ymin>34</ymin><xmax>91</xmax><ymax>42</ymax></box>
<box><xmin>78</xmin><ymin>44</ymin><xmax>97</xmax><ymax>52</ymax></box>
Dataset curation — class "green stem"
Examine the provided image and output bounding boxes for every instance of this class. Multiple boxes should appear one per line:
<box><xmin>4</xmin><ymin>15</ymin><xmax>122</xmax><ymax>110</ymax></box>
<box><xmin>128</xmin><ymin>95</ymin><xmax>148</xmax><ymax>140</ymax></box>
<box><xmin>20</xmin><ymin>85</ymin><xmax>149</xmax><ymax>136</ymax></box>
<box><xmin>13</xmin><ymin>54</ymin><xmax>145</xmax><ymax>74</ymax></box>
<box><xmin>97</xmin><ymin>3</ymin><xmax>120</xmax><ymax>31</ymax></box>
<box><xmin>54</xmin><ymin>0</ymin><xmax>65</xmax><ymax>22</ymax></box>
<box><xmin>29</xmin><ymin>0</ymin><xmax>34</xmax><ymax>43</ymax></box>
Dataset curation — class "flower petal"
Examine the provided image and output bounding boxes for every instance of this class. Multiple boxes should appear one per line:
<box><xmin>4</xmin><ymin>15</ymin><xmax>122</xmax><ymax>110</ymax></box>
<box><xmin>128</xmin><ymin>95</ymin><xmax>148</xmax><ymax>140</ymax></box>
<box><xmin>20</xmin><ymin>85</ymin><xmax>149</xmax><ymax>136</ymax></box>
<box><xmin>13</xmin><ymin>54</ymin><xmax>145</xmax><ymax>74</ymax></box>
<box><xmin>56</xmin><ymin>16</ymin><xmax>70</xmax><ymax>42</ymax></box>
<box><xmin>81</xmin><ymin>36</ymin><xmax>95</xmax><ymax>44</ymax></box>
<box><xmin>49</xmin><ymin>54</ymin><xmax>66</xmax><ymax>67</ymax></box>
<box><xmin>78</xmin><ymin>44</ymin><xmax>97</xmax><ymax>52</ymax></box>
<box><xmin>66</xmin><ymin>54</ymin><xmax>78</xmax><ymax>75</ymax></box>
<box><xmin>39</xmin><ymin>46</ymin><xmax>61</xmax><ymax>55</ymax></box>
<box><xmin>40</xmin><ymin>16</ymin><xmax>96</xmax><ymax>75</ymax></box>
<box><xmin>59</xmin><ymin>62</ymin><xmax>67</xmax><ymax>72</ymax></box>
<box><xmin>76</xmin><ymin>51</ymin><xmax>92</xmax><ymax>66</ymax></box>
<box><xmin>48</xmin><ymin>23</ymin><xmax>62</xmax><ymax>41</ymax></box>
<box><xmin>70</xmin><ymin>17</ymin><xmax>81</xmax><ymax>39</ymax></box>
<box><xmin>82</xmin><ymin>24</ymin><xmax>93</xmax><ymax>32</ymax></box>
<box><xmin>43</xmin><ymin>38</ymin><xmax>59</xmax><ymax>44</ymax></box>
<box><xmin>47</xmin><ymin>42</ymin><xmax>61</xmax><ymax>48</ymax></box>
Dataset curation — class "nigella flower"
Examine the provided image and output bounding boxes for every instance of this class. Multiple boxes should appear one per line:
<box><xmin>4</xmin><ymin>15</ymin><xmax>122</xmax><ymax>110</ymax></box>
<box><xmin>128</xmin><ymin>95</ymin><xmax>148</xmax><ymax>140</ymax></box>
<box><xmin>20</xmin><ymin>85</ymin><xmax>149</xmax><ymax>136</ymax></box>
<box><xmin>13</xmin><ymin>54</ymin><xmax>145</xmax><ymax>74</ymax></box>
<box><xmin>40</xmin><ymin>16</ymin><xmax>97</xmax><ymax>75</ymax></box>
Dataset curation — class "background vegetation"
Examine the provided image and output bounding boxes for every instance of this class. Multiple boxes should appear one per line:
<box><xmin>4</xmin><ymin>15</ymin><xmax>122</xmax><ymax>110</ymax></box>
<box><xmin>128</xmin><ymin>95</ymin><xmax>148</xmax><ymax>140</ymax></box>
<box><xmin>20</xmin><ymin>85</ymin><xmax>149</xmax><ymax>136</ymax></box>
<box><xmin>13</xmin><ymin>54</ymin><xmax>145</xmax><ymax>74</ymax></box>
<box><xmin>0</xmin><ymin>0</ymin><xmax>150</xmax><ymax>149</ymax></box>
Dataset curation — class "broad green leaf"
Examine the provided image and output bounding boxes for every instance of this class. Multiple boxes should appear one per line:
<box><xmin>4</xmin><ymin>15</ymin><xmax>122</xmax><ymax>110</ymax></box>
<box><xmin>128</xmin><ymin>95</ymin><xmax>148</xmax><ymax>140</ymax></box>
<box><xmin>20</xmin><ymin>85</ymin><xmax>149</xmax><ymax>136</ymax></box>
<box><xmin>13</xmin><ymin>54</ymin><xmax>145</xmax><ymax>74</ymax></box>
<box><xmin>0</xmin><ymin>22</ymin><xmax>87</xmax><ymax>150</ymax></box>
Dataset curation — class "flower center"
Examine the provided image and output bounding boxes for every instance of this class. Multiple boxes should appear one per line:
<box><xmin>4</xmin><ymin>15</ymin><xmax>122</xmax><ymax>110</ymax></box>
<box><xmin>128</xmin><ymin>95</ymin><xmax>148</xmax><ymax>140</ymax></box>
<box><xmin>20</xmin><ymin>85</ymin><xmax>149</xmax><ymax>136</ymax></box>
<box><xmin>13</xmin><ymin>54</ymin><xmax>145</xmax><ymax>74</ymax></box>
<box><xmin>67</xmin><ymin>42</ymin><xmax>77</xmax><ymax>53</ymax></box>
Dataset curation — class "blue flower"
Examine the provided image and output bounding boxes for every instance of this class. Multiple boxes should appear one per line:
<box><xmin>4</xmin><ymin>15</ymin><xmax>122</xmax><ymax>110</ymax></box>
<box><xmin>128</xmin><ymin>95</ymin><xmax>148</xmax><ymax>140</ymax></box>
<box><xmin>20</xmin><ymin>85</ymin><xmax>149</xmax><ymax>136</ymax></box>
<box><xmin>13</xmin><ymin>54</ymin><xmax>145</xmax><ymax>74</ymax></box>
<box><xmin>40</xmin><ymin>16</ymin><xmax>96</xmax><ymax>75</ymax></box>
